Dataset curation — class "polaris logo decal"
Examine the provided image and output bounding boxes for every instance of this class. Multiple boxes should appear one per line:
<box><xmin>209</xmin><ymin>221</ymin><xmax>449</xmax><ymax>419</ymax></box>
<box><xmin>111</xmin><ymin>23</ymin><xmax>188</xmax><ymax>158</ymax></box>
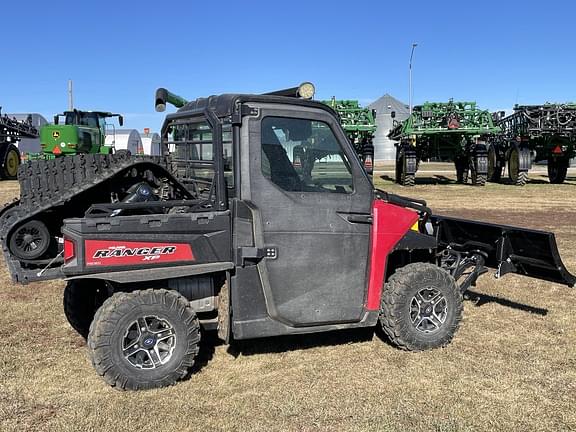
<box><xmin>85</xmin><ymin>240</ymin><xmax>194</xmax><ymax>266</ymax></box>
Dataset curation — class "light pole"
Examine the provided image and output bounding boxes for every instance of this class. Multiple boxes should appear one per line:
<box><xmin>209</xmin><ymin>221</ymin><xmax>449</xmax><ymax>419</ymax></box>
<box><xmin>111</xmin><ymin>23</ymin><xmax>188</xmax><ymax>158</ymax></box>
<box><xmin>409</xmin><ymin>43</ymin><xmax>418</xmax><ymax>114</ymax></box>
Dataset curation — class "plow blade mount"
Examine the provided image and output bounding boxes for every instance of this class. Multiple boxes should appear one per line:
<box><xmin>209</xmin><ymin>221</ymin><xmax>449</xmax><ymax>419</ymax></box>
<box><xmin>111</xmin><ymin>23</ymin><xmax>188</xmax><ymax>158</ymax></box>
<box><xmin>432</xmin><ymin>216</ymin><xmax>575</xmax><ymax>287</ymax></box>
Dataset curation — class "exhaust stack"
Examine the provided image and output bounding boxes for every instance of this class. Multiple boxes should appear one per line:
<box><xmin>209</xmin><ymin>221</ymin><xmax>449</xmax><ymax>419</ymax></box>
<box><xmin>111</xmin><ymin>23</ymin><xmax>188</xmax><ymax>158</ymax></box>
<box><xmin>155</xmin><ymin>88</ymin><xmax>189</xmax><ymax>112</ymax></box>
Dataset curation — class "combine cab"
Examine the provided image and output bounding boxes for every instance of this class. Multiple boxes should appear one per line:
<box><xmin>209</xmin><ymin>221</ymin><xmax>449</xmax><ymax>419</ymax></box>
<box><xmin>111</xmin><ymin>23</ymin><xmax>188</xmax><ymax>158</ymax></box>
<box><xmin>322</xmin><ymin>98</ymin><xmax>377</xmax><ymax>174</ymax></box>
<box><xmin>491</xmin><ymin>104</ymin><xmax>576</xmax><ymax>185</ymax></box>
<box><xmin>388</xmin><ymin>100</ymin><xmax>500</xmax><ymax>186</ymax></box>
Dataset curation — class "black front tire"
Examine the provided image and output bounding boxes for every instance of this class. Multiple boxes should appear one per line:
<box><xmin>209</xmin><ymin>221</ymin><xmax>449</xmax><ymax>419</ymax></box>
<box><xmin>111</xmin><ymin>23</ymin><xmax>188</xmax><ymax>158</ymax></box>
<box><xmin>470</xmin><ymin>160</ymin><xmax>487</xmax><ymax>186</ymax></box>
<box><xmin>548</xmin><ymin>159</ymin><xmax>568</xmax><ymax>184</ymax></box>
<box><xmin>379</xmin><ymin>263</ymin><xmax>463</xmax><ymax>351</ymax></box>
<box><xmin>487</xmin><ymin>145</ymin><xmax>502</xmax><ymax>183</ymax></box>
<box><xmin>63</xmin><ymin>280</ymin><xmax>110</xmax><ymax>339</ymax></box>
<box><xmin>455</xmin><ymin>158</ymin><xmax>468</xmax><ymax>184</ymax></box>
<box><xmin>395</xmin><ymin>151</ymin><xmax>415</xmax><ymax>186</ymax></box>
<box><xmin>88</xmin><ymin>289</ymin><xmax>200</xmax><ymax>390</ymax></box>
<box><xmin>508</xmin><ymin>147</ymin><xmax>528</xmax><ymax>186</ymax></box>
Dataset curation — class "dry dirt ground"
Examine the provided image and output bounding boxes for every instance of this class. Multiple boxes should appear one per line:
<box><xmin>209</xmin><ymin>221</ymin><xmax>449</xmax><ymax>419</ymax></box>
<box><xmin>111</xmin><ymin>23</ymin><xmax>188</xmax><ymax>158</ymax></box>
<box><xmin>0</xmin><ymin>167</ymin><xmax>575</xmax><ymax>432</ymax></box>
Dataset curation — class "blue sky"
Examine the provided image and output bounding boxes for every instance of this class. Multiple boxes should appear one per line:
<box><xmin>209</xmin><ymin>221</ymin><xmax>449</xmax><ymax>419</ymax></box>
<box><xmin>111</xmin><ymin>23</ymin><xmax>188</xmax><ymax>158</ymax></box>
<box><xmin>2</xmin><ymin>0</ymin><xmax>575</xmax><ymax>132</ymax></box>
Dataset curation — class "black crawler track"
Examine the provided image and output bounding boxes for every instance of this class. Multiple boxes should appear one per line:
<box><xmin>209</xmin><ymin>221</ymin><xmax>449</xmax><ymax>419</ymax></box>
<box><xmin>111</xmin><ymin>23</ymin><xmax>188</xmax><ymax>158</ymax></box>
<box><xmin>0</xmin><ymin>154</ymin><xmax>187</xmax><ymax>283</ymax></box>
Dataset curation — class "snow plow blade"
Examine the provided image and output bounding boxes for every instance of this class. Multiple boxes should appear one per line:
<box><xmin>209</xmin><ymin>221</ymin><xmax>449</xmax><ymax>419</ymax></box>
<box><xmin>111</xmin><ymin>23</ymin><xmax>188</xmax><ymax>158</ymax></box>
<box><xmin>432</xmin><ymin>215</ymin><xmax>575</xmax><ymax>287</ymax></box>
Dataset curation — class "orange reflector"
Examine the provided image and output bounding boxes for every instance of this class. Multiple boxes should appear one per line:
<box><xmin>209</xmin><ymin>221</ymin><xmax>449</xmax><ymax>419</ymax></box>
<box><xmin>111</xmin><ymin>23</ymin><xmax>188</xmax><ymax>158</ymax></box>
<box><xmin>553</xmin><ymin>146</ymin><xmax>563</xmax><ymax>154</ymax></box>
<box><xmin>53</xmin><ymin>146</ymin><xmax>62</xmax><ymax>155</ymax></box>
<box><xmin>411</xmin><ymin>221</ymin><xmax>419</xmax><ymax>231</ymax></box>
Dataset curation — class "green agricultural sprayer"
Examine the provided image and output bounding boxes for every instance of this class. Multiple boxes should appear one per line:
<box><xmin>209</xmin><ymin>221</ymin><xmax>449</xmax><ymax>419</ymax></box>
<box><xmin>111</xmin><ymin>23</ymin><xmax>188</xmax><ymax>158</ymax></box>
<box><xmin>0</xmin><ymin>108</ymin><xmax>39</xmax><ymax>179</ymax></box>
<box><xmin>490</xmin><ymin>103</ymin><xmax>576</xmax><ymax>185</ymax></box>
<box><xmin>321</xmin><ymin>98</ymin><xmax>377</xmax><ymax>174</ymax></box>
<box><xmin>388</xmin><ymin>100</ymin><xmax>500</xmax><ymax>186</ymax></box>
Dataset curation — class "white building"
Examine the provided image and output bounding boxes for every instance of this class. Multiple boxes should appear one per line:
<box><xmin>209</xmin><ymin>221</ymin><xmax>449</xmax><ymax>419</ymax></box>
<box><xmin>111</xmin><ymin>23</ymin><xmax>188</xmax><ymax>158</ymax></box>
<box><xmin>140</xmin><ymin>131</ymin><xmax>162</xmax><ymax>156</ymax></box>
<box><xmin>105</xmin><ymin>129</ymin><xmax>143</xmax><ymax>155</ymax></box>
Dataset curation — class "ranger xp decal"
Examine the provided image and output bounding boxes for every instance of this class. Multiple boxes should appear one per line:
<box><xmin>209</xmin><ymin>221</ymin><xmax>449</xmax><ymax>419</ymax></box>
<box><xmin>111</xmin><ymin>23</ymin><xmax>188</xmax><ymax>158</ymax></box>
<box><xmin>85</xmin><ymin>240</ymin><xmax>195</xmax><ymax>266</ymax></box>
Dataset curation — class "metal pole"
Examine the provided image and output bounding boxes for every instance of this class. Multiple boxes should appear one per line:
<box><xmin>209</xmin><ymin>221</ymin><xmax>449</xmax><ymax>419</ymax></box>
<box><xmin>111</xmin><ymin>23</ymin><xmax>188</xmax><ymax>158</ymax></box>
<box><xmin>409</xmin><ymin>43</ymin><xmax>418</xmax><ymax>114</ymax></box>
<box><xmin>68</xmin><ymin>80</ymin><xmax>74</xmax><ymax>111</ymax></box>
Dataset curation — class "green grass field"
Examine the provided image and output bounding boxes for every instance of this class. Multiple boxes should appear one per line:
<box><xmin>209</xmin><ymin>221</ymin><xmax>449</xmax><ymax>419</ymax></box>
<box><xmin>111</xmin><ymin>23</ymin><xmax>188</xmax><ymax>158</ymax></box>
<box><xmin>1</xmin><ymin>168</ymin><xmax>575</xmax><ymax>432</ymax></box>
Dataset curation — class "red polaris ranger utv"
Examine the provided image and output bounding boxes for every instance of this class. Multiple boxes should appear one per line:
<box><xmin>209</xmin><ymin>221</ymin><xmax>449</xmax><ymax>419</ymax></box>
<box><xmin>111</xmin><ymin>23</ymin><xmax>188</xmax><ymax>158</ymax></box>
<box><xmin>0</xmin><ymin>83</ymin><xmax>573</xmax><ymax>390</ymax></box>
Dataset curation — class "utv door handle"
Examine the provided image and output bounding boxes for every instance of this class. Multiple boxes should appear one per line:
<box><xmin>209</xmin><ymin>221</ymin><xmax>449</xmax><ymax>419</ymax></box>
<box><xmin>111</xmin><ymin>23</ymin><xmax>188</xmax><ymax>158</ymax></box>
<box><xmin>346</xmin><ymin>214</ymin><xmax>373</xmax><ymax>224</ymax></box>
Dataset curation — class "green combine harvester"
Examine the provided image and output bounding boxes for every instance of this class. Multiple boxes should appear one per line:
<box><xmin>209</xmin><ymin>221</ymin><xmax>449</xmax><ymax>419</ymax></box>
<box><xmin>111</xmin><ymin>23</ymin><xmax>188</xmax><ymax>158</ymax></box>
<box><xmin>388</xmin><ymin>100</ymin><xmax>500</xmax><ymax>186</ymax></box>
<box><xmin>34</xmin><ymin>110</ymin><xmax>124</xmax><ymax>158</ymax></box>
<box><xmin>321</xmin><ymin>98</ymin><xmax>376</xmax><ymax>174</ymax></box>
<box><xmin>490</xmin><ymin>103</ymin><xmax>576</xmax><ymax>185</ymax></box>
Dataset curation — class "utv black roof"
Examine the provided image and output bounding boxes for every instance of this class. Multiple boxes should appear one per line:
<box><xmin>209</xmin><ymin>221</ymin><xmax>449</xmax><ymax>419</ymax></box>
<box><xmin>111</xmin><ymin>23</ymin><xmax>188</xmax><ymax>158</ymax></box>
<box><xmin>166</xmin><ymin>94</ymin><xmax>337</xmax><ymax>122</ymax></box>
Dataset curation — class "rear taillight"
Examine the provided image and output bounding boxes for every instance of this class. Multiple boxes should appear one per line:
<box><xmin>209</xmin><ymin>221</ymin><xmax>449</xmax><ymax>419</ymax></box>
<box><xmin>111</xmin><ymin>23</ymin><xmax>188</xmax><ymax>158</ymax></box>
<box><xmin>64</xmin><ymin>238</ymin><xmax>75</xmax><ymax>262</ymax></box>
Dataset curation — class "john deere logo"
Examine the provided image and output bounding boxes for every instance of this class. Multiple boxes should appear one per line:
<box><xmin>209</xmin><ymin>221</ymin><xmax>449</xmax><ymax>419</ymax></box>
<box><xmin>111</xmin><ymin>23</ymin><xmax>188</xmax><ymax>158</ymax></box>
<box><xmin>52</xmin><ymin>131</ymin><xmax>60</xmax><ymax>139</ymax></box>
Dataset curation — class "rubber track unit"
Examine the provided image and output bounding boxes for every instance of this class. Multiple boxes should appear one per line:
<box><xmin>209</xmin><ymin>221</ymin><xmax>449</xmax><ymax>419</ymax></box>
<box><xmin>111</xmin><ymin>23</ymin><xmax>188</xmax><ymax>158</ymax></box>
<box><xmin>18</xmin><ymin>153</ymin><xmax>170</xmax><ymax>210</ymax></box>
<box><xmin>0</xmin><ymin>154</ymin><xmax>175</xmax><ymax>282</ymax></box>
<box><xmin>379</xmin><ymin>262</ymin><xmax>463</xmax><ymax>351</ymax></box>
<box><xmin>1</xmin><ymin>153</ymin><xmax>173</xmax><ymax>232</ymax></box>
<box><xmin>88</xmin><ymin>289</ymin><xmax>201</xmax><ymax>390</ymax></box>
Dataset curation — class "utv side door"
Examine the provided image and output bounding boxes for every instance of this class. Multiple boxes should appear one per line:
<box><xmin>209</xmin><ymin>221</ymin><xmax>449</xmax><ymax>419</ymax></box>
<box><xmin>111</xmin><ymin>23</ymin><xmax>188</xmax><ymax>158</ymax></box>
<box><xmin>240</xmin><ymin>103</ymin><xmax>374</xmax><ymax>327</ymax></box>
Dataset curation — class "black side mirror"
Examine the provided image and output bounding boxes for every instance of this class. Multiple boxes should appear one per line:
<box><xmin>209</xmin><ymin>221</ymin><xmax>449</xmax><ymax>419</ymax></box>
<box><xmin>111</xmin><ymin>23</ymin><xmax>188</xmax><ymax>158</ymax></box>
<box><xmin>118</xmin><ymin>116</ymin><xmax>124</xmax><ymax>126</ymax></box>
<box><xmin>391</xmin><ymin>111</ymin><xmax>396</xmax><ymax>119</ymax></box>
<box><xmin>53</xmin><ymin>116</ymin><xmax>59</xmax><ymax>125</ymax></box>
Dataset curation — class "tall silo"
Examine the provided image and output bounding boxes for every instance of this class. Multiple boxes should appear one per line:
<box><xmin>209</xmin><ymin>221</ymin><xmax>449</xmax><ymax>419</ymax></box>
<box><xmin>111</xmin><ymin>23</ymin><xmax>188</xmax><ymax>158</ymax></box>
<box><xmin>368</xmin><ymin>94</ymin><xmax>410</xmax><ymax>162</ymax></box>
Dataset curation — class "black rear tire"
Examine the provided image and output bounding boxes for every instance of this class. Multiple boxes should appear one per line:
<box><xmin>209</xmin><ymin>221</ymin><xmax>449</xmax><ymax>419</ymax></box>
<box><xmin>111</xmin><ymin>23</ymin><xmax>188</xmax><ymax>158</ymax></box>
<box><xmin>548</xmin><ymin>159</ymin><xmax>568</xmax><ymax>184</ymax></box>
<box><xmin>63</xmin><ymin>280</ymin><xmax>110</xmax><ymax>339</ymax></box>
<box><xmin>88</xmin><ymin>289</ymin><xmax>200</xmax><ymax>390</ymax></box>
<box><xmin>379</xmin><ymin>263</ymin><xmax>463</xmax><ymax>351</ymax></box>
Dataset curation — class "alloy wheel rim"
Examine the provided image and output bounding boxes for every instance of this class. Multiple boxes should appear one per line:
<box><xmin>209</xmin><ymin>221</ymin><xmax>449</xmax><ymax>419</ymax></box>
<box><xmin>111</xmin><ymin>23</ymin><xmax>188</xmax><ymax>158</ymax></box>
<box><xmin>14</xmin><ymin>225</ymin><xmax>46</xmax><ymax>254</ymax></box>
<box><xmin>410</xmin><ymin>288</ymin><xmax>448</xmax><ymax>333</ymax></box>
<box><xmin>122</xmin><ymin>315</ymin><xmax>176</xmax><ymax>369</ymax></box>
<box><xmin>6</xmin><ymin>150</ymin><xmax>18</xmax><ymax>177</ymax></box>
